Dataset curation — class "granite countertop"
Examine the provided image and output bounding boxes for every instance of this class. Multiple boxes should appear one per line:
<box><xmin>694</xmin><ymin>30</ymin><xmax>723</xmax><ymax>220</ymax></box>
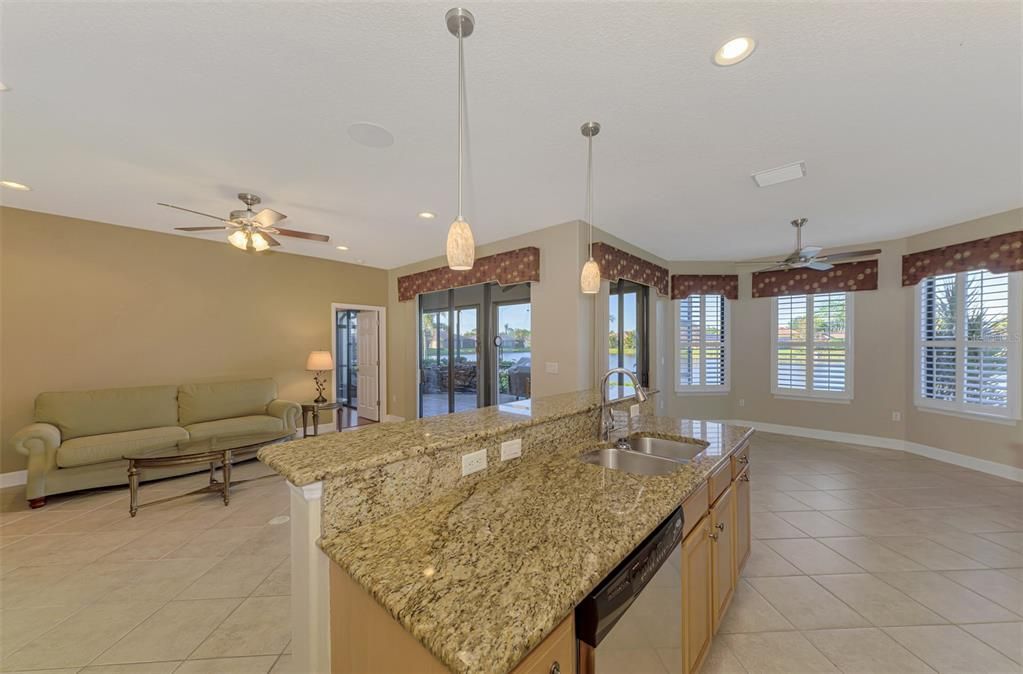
<box><xmin>258</xmin><ymin>387</ymin><xmax>648</xmax><ymax>486</ymax></box>
<box><xmin>320</xmin><ymin>415</ymin><xmax>753</xmax><ymax>674</ymax></box>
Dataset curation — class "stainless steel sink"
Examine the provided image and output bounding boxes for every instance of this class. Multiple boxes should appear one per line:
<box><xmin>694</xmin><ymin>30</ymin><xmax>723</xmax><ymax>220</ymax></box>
<box><xmin>625</xmin><ymin>436</ymin><xmax>708</xmax><ymax>463</ymax></box>
<box><xmin>578</xmin><ymin>447</ymin><xmax>681</xmax><ymax>476</ymax></box>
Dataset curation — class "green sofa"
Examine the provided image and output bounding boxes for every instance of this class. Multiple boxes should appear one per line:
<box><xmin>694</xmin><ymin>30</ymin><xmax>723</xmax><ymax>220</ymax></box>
<box><xmin>11</xmin><ymin>378</ymin><xmax>300</xmax><ymax>508</ymax></box>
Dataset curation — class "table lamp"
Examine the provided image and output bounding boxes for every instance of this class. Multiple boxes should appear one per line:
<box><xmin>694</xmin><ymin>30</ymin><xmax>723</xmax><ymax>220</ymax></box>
<box><xmin>306</xmin><ymin>351</ymin><xmax>334</xmax><ymax>404</ymax></box>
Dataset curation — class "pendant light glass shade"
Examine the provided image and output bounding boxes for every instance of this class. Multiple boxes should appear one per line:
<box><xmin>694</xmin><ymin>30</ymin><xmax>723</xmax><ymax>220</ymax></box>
<box><xmin>446</xmin><ymin>217</ymin><xmax>475</xmax><ymax>270</ymax></box>
<box><xmin>580</xmin><ymin>257</ymin><xmax>600</xmax><ymax>293</ymax></box>
<box><xmin>445</xmin><ymin>8</ymin><xmax>476</xmax><ymax>271</ymax></box>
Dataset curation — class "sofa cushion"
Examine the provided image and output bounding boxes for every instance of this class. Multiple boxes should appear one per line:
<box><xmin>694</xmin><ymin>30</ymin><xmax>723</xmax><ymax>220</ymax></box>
<box><xmin>178</xmin><ymin>379</ymin><xmax>277</xmax><ymax>426</ymax></box>
<box><xmin>184</xmin><ymin>415</ymin><xmax>285</xmax><ymax>442</ymax></box>
<box><xmin>56</xmin><ymin>426</ymin><xmax>188</xmax><ymax>468</ymax></box>
<box><xmin>36</xmin><ymin>385</ymin><xmax>179</xmax><ymax>441</ymax></box>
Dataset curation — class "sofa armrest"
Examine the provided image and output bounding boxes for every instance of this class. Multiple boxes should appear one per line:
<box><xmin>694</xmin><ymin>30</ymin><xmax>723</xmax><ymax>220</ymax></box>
<box><xmin>268</xmin><ymin>399</ymin><xmax>301</xmax><ymax>432</ymax></box>
<box><xmin>12</xmin><ymin>423</ymin><xmax>61</xmax><ymax>459</ymax></box>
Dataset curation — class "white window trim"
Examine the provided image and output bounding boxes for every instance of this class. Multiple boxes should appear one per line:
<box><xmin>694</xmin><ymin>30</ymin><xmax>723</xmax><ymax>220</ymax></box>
<box><xmin>913</xmin><ymin>271</ymin><xmax>1022</xmax><ymax>422</ymax></box>
<box><xmin>674</xmin><ymin>294</ymin><xmax>731</xmax><ymax>395</ymax></box>
<box><xmin>770</xmin><ymin>292</ymin><xmax>855</xmax><ymax>401</ymax></box>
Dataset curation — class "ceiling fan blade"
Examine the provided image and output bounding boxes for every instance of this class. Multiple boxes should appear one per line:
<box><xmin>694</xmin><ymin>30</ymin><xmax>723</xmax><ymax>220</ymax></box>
<box><xmin>799</xmin><ymin>246</ymin><xmax>823</xmax><ymax>259</ymax></box>
<box><xmin>253</xmin><ymin>208</ymin><xmax>287</xmax><ymax>228</ymax></box>
<box><xmin>815</xmin><ymin>249</ymin><xmax>882</xmax><ymax>263</ymax></box>
<box><xmin>274</xmin><ymin>227</ymin><xmax>330</xmax><ymax>243</ymax></box>
<box><xmin>806</xmin><ymin>261</ymin><xmax>833</xmax><ymax>271</ymax></box>
<box><xmin>260</xmin><ymin>232</ymin><xmax>282</xmax><ymax>247</ymax></box>
<box><xmin>756</xmin><ymin>263</ymin><xmax>791</xmax><ymax>273</ymax></box>
<box><xmin>174</xmin><ymin>226</ymin><xmax>229</xmax><ymax>232</ymax></box>
<box><xmin>157</xmin><ymin>203</ymin><xmax>231</xmax><ymax>223</ymax></box>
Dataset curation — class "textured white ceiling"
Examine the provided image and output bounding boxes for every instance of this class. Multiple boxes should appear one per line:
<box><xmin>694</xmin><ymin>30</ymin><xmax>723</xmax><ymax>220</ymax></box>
<box><xmin>1</xmin><ymin>2</ymin><xmax>1020</xmax><ymax>268</ymax></box>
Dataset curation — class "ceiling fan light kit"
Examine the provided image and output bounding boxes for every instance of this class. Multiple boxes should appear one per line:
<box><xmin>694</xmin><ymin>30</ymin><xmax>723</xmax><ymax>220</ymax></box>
<box><xmin>580</xmin><ymin>121</ymin><xmax>602</xmax><ymax>294</ymax></box>
<box><xmin>444</xmin><ymin>7</ymin><xmax>476</xmax><ymax>271</ymax></box>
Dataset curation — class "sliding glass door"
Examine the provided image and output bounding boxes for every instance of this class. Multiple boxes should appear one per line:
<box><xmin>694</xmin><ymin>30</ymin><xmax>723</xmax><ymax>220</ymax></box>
<box><xmin>608</xmin><ymin>280</ymin><xmax>649</xmax><ymax>392</ymax></box>
<box><xmin>419</xmin><ymin>284</ymin><xmax>530</xmax><ymax>417</ymax></box>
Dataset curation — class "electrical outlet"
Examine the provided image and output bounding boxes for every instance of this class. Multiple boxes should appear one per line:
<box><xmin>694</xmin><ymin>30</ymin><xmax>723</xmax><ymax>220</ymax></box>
<box><xmin>501</xmin><ymin>438</ymin><xmax>522</xmax><ymax>461</ymax></box>
<box><xmin>892</xmin><ymin>411</ymin><xmax>902</xmax><ymax>422</ymax></box>
<box><xmin>630</xmin><ymin>404</ymin><xmax>640</xmax><ymax>418</ymax></box>
<box><xmin>461</xmin><ymin>449</ymin><xmax>487</xmax><ymax>476</ymax></box>
<box><xmin>739</xmin><ymin>398</ymin><xmax>746</xmax><ymax>408</ymax></box>
<box><xmin>545</xmin><ymin>361</ymin><xmax>559</xmax><ymax>374</ymax></box>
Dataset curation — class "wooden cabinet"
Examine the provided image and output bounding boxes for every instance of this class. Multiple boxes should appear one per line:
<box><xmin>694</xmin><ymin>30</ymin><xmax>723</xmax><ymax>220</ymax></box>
<box><xmin>735</xmin><ymin>467</ymin><xmax>751</xmax><ymax>573</ymax></box>
<box><xmin>710</xmin><ymin>483</ymin><xmax>736</xmax><ymax>631</ymax></box>
<box><xmin>680</xmin><ymin>515</ymin><xmax>713</xmax><ymax>674</ymax></box>
<box><xmin>510</xmin><ymin>614</ymin><xmax>574</xmax><ymax>674</ymax></box>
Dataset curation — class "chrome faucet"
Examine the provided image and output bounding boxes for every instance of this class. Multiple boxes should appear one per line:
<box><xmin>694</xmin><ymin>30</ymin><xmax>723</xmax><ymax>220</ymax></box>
<box><xmin>599</xmin><ymin>368</ymin><xmax>648</xmax><ymax>441</ymax></box>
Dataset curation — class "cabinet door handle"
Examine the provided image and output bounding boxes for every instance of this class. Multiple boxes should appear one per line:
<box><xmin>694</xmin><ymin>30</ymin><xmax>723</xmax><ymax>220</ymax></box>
<box><xmin>716</xmin><ymin>522</ymin><xmax>725</xmax><ymax>531</ymax></box>
<box><xmin>550</xmin><ymin>661</ymin><xmax>561</xmax><ymax>674</ymax></box>
<box><xmin>709</xmin><ymin>531</ymin><xmax>719</xmax><ymax>540</ymax></box>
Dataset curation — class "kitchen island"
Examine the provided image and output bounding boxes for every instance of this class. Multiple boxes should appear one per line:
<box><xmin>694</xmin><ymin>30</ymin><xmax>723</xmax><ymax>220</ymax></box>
<box><xmin>259</xmin><ymin>389</ymin><xmax>753</xmax><ymax>674</ymax></box>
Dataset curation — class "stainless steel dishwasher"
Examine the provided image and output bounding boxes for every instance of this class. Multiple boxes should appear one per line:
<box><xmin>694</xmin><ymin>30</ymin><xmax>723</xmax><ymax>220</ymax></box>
<box><xmin>576</xmin><ymin>507</ymin><xmax>685</xmax><ymax>674</ymax></box>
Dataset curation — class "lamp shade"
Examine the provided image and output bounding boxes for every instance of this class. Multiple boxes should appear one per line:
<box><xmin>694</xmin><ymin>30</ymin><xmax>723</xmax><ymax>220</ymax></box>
<box><xmin>446</xmin><ymin>217</ymin><xmax>475</xmax><ymax>270</ymax></box>
<box><xmin>306</xmin><ymin>350</ymin><xmax>334</xmax><ymax>371</ymax></box>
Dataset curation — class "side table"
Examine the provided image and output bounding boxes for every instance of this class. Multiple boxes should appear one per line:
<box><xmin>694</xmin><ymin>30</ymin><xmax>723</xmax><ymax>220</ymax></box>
<box><xmin>301</xmin><ymin>401</ymin><xmax>344</xmax><ymax>438</ymax></box>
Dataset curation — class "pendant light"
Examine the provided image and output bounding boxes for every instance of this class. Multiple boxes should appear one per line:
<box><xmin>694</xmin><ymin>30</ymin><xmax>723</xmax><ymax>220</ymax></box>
<box><xmin>445</xmin><ymin>8</ymin><xmax>476</xmax><ymax>271</ymax></box>
<box><xmin>580</xmin><ymin>121</ymin><xmax>601</xmax><ymax>294</ymax></box>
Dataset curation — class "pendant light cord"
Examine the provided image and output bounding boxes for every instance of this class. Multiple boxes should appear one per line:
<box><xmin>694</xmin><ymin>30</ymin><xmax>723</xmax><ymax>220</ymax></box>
<box><xmin>586</xmin><ymin>133</ymin><xmax>594</xmax><ymax>257</ymax></box>
<box><xmin>457</xmin><ymin>26</ymin><xmax>464</xmax><ymax>221</ymax></box>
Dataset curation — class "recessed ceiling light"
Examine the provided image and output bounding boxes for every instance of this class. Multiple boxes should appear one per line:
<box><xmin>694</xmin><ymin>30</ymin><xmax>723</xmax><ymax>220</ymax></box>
<box><xmin>336</xmin><ymin>245</ymin><xmax>349</xmax><ymax>251</ymax></box>
<box><xmin>752</xmin><ymin>161</ymin><xmax>806</xmax><ymax>188</ymax></box>
<box><xmin>0</xmin><ymin>82</ymin><xmax>9</xmax><ymax>92</ymax></box>
<box><xmin>417</xmin><ymin>211</ymin><xmax>436</xmax><ymax>220</ymax></box>
<box><xmin>347</xmin><ymin>122</ymin><xmax>394</xmax><ymax>148</ymax></box>
<box><xmin>0</xmin><ymin>180</ymin><xmax>31</xmax><ymax>191</ymax></box>
<box><xmin>714</xmin><ymin>37</ymin><xmax>756</xmax><ymax>66</ymax></box>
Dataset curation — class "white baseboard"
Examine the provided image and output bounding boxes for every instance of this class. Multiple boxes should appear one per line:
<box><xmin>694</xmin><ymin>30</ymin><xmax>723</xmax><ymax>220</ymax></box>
<box><xmin>727</xmin><ymin>418</ymin><xmax>1023</xmax><ymax>483</ymax></box>
<box><xmin>0</xmin><ymin>470</ymin><xmax>27</xmax><ymax>488</ymax></box>
<box><xmin>383</xmin><ymin>414</ymin><xmax>405</xmax><ymax>423</ymax></box>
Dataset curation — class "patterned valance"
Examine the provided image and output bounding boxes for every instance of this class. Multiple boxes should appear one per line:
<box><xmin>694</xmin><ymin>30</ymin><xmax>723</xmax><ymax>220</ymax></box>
<box><xmin>397</xmin><ymin>247</ymin><xmax>540</xmax><ymax>302</ymax></box>
<box><xmin>671</xmin><ymin>274</ymin><xmax>739</xmax><ymax>301</ymax></box>
<box><xmin>591</xmin><ymin>242</ymin><xmax>669</xmax><ymax>296</ymax></box>
<box><xmin>752</xmin><ymin>260</ymin><xmax>878</xmax><ymax>298</ymax></box>
<box><xmin>902</xmin><ymin>231</ymin><xmax>1023</xmax><ymax>286</ymax></box>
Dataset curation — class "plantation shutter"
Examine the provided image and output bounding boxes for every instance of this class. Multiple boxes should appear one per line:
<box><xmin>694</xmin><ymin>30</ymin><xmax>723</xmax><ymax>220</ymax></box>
<box><xmin>677</xmin><ymin>294</ymin><xmax>727</xmax><ymax>391</ymax></box>
<box><xmin>774</xmin><ymin>293</ymin><xmax>851</xmax><ymax>397</ymax></box>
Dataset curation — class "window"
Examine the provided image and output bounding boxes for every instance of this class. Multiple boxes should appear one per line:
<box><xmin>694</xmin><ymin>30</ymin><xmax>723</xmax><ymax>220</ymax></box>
<box><xmin>676</xmin><ymin>294</ymin><xmax>729</xmax><ymax>393</ymax></box>
<box><xmin>916</xmin><ymin>270</ymin><xmax>1021</xmax><ymax>421</ymax></box>
<box><xmin>772</xmin><ymin>292</ymin><xmax>853</xmax><ymax>400</ymax></box>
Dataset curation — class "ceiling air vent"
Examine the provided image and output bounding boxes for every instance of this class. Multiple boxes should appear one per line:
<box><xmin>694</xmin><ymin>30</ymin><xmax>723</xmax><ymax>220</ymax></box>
<box><xmin>752</xmin><ymin>161</ymin><xmax>806</xmax><ymax>188</ymax></box>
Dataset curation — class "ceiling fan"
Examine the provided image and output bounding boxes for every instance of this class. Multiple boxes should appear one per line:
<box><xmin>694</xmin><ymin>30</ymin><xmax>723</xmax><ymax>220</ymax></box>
<box><xmin>158</xmin><ymin>193</ymin><xmax>330</xmax><ymax>252</ymax></box>
<box><xmin>753</xmin><ymin>218</ymin><xmax>881</xmax><ymax>273</ymax></box>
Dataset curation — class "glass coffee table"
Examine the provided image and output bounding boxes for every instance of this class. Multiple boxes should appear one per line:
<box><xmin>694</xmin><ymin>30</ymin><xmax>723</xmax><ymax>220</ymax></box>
<box><xmin>124</xmin><ymin>430</ymin><xmax>294</xmax><ymax>517</ymax></box>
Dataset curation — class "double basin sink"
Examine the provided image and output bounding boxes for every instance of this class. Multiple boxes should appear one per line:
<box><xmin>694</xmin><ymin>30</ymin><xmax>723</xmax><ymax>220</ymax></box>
<box><xmin>579</xmin><ymin>435</ymin><xmax>709</xmax><ymax>476</ymax></box>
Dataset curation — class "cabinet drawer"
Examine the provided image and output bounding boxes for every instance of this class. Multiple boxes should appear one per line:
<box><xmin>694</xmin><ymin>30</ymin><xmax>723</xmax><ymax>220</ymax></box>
<box><xmin>731</xmin><ymin>442</ymin><xmax>751</xmax><ymax>479</ymax></box>
<box><xmin>681</xmin><ymin>482</ymin><xmax>709</xmax><ymax>540</ymax></box>
<box><xmin>708</xmin><ymin>459</ymin><xmax>731</xmax><ymax>505</ymax></box>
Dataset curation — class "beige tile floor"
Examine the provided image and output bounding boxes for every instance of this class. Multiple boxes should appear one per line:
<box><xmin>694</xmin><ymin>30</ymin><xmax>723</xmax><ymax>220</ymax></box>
<box><xmin>2</xmin><ymin>432</ymin><xmax>1022</xmax><ymax>673</ymax></box>
<box><xmin>0</xmin><ymin>461</ymin><xmax>293</xmax><ymax>674</ymax></box>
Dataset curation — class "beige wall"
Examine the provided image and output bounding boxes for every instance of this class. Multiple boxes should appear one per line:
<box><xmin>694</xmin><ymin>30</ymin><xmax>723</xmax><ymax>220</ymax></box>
<box><xmin>0</xmin><ymin>207</ymin><xmax>388</xmax><ymax>473</ymax></box>
<box><xmin>386</xmin><ymin>220</ymin><xmax>595</xmax><ymax>421</ymax></box>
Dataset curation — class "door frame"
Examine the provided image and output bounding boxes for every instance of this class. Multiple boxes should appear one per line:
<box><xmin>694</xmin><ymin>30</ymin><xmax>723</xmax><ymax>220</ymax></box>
<box><xmin>330</xmin><ymin>303</ymin><xmax>388</xmax><ymax>422</ymax></box>
<box><xmin>491</xmin><ymin>298</ymin><xmax>532</xmax><ymax>405</ymax></box>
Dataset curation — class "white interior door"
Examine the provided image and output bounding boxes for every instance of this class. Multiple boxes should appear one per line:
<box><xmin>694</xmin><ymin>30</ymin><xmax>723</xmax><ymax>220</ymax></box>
<box><xmin>356</xmin><ymin>311</ymin><xmax>380</xmax><ymax>421</ymax></box>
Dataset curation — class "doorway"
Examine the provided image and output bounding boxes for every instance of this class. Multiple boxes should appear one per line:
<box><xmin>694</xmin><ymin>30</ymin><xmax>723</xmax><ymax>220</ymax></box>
<box><xmin>608</xmin><ymin>280</ymin><xmax>649</xmax><ymax>392</ymax></box>
<box><xmin>419</xmin><ymin>283</ymin><xmax>530</xmax><ymax>417</ymax></box>
<box><xmin>331</xmin><ymin>303</ymin><xmax>387</xmax><ymax>428</ymax></box>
